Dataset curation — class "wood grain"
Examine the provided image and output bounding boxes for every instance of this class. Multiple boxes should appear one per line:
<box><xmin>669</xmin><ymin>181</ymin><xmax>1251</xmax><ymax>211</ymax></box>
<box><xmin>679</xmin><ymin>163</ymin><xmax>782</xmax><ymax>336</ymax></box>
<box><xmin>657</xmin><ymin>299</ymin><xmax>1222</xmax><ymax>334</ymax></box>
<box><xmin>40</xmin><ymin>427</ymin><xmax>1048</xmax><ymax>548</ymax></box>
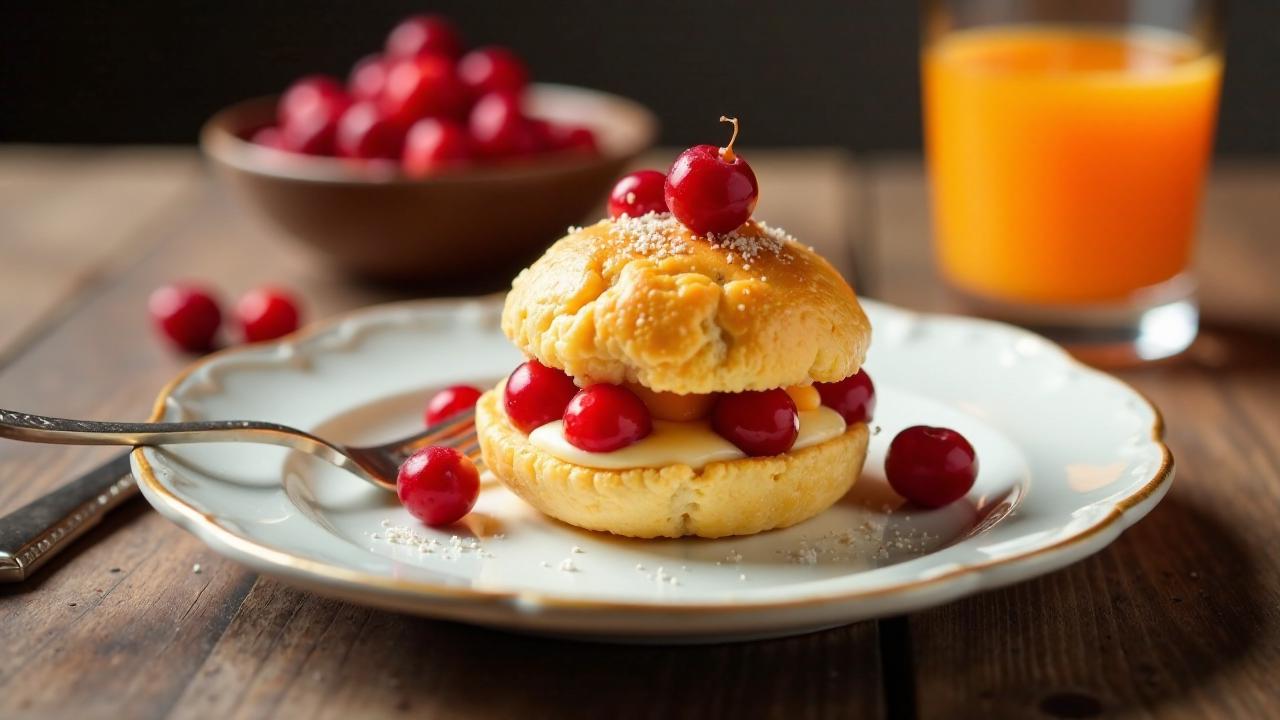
<box><xmin>868</xmin><ymin>157</ymin><xmax>1280</xmax><ymax>720</ymax></box>
<box><xmin>0</xmin><ymin>149</ymin><xmax>1276</xmax><ymax>719</ymax></box>
<box><xmin>0</xmin><ymin>149</ymin><xmax>885</xmax><ymax>720</ymax></box>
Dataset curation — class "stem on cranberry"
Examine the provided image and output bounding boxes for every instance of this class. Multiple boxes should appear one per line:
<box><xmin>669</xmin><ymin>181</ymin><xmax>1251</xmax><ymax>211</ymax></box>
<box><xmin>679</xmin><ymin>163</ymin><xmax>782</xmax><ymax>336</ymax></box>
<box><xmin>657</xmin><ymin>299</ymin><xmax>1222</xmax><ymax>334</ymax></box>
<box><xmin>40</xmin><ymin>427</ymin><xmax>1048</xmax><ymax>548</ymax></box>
<box><xmin>718</xmin><ymin>115</ymin><xmax>740</xmax><ymax>162</ymax></box>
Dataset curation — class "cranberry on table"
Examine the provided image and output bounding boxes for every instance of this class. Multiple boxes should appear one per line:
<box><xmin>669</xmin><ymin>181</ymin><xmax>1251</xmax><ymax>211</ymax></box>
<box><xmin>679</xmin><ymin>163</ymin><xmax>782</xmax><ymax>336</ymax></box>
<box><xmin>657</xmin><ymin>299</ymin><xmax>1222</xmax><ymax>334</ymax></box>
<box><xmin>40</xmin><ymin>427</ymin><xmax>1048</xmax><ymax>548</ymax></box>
<box><xmin>503</xmin><ymin>360</ymin><xmax>579</xmax><ymax>433</ymax></box>
<box><xmin>468</xmin><ymin>92</ymin><xmax>535</xmax><ymax>158</ymax></box>
<box><xmin>712</xmin><ymin>389</ymin><xmax>799</xmax><ymax>457</ymax></box>
<box><xmin>458</xmin><ymin>46</ymin><xmax>528</xmax><ymax>97</ymax></box>
<box><xmin>336</xmin><ymin>101</ymin><xmax>405</xmax><ymax>160</ymax></box>
<box><xmin>816</xmin><ymin>369</ymin><xmax>876</xmax><ymax>424</ymax></box>
<box><xmin>885</xmin><ymin>426</ymin><xmax>979</xmax><ymax>508</ymax></box>
<box><xmin>397</xmin><ymin>446</ymin><xmax>480</xmax><ymax>527</ymax></box>
<box><xmin>380</xmin><ymin>55</ymin><xmax>467</xmax><ymax>126</ymax></box>
<box><xmin>425</xmin><ymin>385</ymin><xmax>483</xmax><ymax>425</ymax></box>
<box><xmin>149</xmin><ymin>284</ymin><xmax>221</xmax><ymax>353</ymax></box>
<box><xmin>608</xmin><ymin>170</ymin><xmax>668</xmax><ymax>219</ymax></box>
<box><xmin>348</xmin><ymin>54</ymin><xmax>390</xmax><ymax>101</ymax></box>
<box><xmin>234</xmin><ymin>288</ymin><xmax>301</xmax><ymax>343</ymax></box>
<box><xmin>403</xmin><ymin>118</ymin><xmax>472</xmax><ymax>176</ymax></box>
<box><xmin>664</xmin><ymin>116</ymin><xmax>759</xmax><ymax>235</ymax></box>
<box><xmin>385</xmin><ymin>14</ymin><xmax>464</xmax><ymax>59</ymax></box>
<box><xmin>563</xmin><ymin>384</ymin><xmax>653</xmax><ymax>453</ymax></box>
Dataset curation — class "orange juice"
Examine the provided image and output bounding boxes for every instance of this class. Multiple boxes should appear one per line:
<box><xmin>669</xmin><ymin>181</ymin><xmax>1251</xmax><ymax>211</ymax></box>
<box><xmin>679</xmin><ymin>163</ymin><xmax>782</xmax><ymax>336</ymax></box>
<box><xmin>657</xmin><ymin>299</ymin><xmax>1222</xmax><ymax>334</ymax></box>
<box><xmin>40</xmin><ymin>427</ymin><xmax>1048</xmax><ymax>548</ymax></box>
<box><xmin>923</xmin><ymin>27</ymin><xmax>1221</xmax><ymax>304</ymax></box>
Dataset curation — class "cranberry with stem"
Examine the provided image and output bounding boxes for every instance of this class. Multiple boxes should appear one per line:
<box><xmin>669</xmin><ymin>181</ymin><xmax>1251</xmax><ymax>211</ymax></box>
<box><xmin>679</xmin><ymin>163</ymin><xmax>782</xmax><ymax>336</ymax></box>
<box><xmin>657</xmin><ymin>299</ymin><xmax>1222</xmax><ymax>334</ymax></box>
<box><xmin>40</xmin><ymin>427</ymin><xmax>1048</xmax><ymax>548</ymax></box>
<box><xmin>664</xmin><ymin>116</ymin><xmax>759</xmax><ymax>235</ymax></box>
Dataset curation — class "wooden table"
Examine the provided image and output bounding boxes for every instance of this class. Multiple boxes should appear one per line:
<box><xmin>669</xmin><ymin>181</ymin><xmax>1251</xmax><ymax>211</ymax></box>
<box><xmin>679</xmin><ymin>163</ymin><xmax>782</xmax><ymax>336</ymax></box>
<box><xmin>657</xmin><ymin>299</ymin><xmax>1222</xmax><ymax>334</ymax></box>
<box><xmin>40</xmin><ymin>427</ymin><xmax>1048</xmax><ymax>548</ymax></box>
<box><xmin>1</xmin><ymin>148</ymin><xmax>1277</xmax><ymax>719</ymax></box>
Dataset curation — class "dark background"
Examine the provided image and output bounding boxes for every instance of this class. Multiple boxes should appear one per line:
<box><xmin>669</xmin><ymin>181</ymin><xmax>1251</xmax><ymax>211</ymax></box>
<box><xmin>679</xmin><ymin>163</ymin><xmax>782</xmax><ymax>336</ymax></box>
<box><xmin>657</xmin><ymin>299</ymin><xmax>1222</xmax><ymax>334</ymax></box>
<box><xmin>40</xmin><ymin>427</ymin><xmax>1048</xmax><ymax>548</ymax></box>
<box><xmin>1</xmin><ymin>1</ymin><xmax>1276</xmax><ymax>153</ymax></box>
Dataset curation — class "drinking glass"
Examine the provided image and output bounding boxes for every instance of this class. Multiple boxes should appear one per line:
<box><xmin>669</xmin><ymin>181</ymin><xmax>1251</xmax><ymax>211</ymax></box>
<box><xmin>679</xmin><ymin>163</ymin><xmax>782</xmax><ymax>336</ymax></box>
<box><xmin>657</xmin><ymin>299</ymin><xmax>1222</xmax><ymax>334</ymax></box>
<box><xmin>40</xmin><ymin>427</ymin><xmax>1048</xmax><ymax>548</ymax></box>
<box><xmin>922</xmin><ymin>0</ymin><xmax>1223</xmax><ymax>364</ymax></box>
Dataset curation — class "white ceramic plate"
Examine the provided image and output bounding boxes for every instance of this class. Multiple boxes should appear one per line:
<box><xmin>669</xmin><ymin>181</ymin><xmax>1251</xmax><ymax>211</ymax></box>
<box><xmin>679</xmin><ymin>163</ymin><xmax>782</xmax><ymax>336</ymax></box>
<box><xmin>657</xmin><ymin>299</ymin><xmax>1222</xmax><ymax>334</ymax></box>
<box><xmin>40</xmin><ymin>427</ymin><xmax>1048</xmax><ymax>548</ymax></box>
<box><xmin>132</xmin><ymin>298</ymin><xmax>1172</xmax><ymax>643</ymax></box>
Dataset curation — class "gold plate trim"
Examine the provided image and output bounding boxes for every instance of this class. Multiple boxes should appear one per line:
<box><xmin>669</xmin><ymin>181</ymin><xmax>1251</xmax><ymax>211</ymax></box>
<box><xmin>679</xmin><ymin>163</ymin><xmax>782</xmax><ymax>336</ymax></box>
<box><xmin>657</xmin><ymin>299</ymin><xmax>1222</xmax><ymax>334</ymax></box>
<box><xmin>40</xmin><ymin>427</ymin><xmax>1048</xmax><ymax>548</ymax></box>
<box><xmin>131</xmin><ymin>298</ymin><xmax>1174</xmax><ymax>615</ymax></box>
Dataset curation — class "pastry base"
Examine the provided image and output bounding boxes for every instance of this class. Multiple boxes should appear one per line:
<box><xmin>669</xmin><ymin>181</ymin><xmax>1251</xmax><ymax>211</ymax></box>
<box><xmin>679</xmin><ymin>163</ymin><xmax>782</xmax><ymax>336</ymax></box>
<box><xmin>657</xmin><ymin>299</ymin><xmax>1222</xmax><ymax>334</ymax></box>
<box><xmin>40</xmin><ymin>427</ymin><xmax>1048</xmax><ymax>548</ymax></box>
<box><xmin>476</xmin><ymin>389</ymin><xmax>869</xmax><ymax>539</ymax></box>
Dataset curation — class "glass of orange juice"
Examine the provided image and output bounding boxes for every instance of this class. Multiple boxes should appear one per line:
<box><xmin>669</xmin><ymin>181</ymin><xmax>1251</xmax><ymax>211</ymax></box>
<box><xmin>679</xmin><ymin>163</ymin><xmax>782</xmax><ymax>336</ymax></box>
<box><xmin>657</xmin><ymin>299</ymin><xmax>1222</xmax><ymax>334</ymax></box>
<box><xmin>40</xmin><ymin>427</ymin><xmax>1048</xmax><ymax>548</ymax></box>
<box><xmin>922</xmin><ymin>0</ymin><xmax>1222</xmax><ymax>364</ymax></box>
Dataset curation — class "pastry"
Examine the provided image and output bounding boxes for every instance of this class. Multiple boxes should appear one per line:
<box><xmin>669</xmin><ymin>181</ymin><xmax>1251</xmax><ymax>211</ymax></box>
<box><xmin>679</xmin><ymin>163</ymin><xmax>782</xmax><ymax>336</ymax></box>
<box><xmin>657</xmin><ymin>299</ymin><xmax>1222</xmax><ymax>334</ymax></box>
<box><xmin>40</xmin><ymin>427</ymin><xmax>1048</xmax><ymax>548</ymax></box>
<box><xmin>477</xmin><ymin>120</ymin><xmax>875</xmax><ymax>538</ymax></box>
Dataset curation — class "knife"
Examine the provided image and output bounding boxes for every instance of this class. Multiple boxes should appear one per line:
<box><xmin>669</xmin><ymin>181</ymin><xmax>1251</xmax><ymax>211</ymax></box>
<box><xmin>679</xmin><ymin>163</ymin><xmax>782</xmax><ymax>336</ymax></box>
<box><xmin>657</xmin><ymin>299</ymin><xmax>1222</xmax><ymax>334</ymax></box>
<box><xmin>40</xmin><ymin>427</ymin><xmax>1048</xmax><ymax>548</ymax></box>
<box><xmin>0</xmin><ymin>452</ymin><xmax>137</xmax><ymax>582</ymax></box>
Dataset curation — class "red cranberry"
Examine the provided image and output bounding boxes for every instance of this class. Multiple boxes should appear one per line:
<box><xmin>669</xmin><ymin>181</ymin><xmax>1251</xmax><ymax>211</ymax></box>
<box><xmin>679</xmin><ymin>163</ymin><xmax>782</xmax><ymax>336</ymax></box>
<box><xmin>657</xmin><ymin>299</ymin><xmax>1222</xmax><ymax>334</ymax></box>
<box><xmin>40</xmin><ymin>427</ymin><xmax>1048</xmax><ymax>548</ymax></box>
<box><xmin>403</xmin><ymin>118</ymin><xmax>472</xmax><ymax>176</ymax></box>
<box><xmin>815</xmin><ymin>369</ymin><xmax>876</xmax><ymax>424</ymax></box>
<box><xmin>530</xmin><ymin>119</ymin><xmax>594</xmax><ymax>154</ymax></box>
<box><xmin>149</xmin><ymin>284</ymin><xmax>221</xmax><ymax>353</ymax></box>
<box><xmin>503</xmin><ymin>360</ymin><xmax>578</xmax><ymax>433</ymax></box>
<box><xmin>458</xmin><ymin>46</ymin><xmax>528</xmax><ymax>97</ymax></box>
<box><xmin>336</xmin><ymin>101</ymin><xmax>405</xmax><ymax>160</ymax></box>
<box><xmin>397</xmin><ymin>446</ymin><xmax>480</xmax><ymax>527</ymax></box>
<box><xmin>250</xmin><ymin>126</ymin><xmax>287</xmax><ymax>150</ymax></box>
<box><xmin>280</xmin><ymin>92</ymin><xmax>351</xmax><ymax>156</ymax></box>
<box><xmin>380</xmin><ymin>55</ymin><xmax>467</xmax><ymax>126</ymax></box>
<box><xmin>468</xmin><ymin>92</ymin><xmax>532</xmax><ymax>158</ymax></box>
<box><xmin>546</xmin><ymin>124</ymin><xmax>598</xmax><ymax>154</ymax></box>
<box><xmin>348</xmin><ymin>54</ymin><xmax>390</xmax><ymax>101</ymax></box>
<box><xmin>425</xmin><ymin>385</ymin><xmax>483</xmax><ymax>425</ymax></box>
<box><xmin>385</xmin><ymin>14</ymin><xmax>463</xmax><ymax>59</ymax></box>
<box><xmin>664</xmin><ymin>117</ymin><xmax>759</xmax><ymax>235</ymax></box>
<box><xmin>608</xmin><ymin>170</ymin><xmax>668</xmax><ymax>219</ymax></box>
<box><xmin>885</xmin><ymin>426</ymin><xmax>979</xmax><ymax>508</ymax></box>
<box><xmin>278</xmin><ymin>75</ymin><xmax>346</xmax><ymax>129</ymax></box>
<box><xmin>234</xmin><ymin>288</ymin><xmax>301</xmax><ymax>343</ymax></box>
<box><xmin>563</xmin><ymin>384</ymin><xmax>653</xmax><ymax>453</ymax></box>
<box><xmin>712</xmin><ymin>389</ymin><xmax>799</xmax><ymax>457</ymax></box>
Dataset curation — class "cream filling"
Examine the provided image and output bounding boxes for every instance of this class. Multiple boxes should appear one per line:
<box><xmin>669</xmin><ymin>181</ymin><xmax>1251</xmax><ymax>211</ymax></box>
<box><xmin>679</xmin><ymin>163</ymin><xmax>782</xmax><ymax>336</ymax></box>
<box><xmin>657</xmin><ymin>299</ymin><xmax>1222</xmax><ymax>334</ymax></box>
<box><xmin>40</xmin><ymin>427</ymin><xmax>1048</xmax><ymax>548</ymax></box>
<box><xmin>528</xmin><ymin>407</ymin><xmax>847</xmax><ymax>470</ymax></box>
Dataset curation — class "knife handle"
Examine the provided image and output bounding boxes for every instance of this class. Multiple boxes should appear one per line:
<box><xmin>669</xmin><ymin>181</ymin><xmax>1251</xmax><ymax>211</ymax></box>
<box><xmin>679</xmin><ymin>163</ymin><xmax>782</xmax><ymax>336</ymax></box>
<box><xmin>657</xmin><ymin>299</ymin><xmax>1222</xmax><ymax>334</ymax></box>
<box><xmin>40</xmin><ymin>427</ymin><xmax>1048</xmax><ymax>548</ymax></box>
<box><xmin>0</xmin><ymin>451</ymin><xmax>138</xmax><ymax>582</ymax></box>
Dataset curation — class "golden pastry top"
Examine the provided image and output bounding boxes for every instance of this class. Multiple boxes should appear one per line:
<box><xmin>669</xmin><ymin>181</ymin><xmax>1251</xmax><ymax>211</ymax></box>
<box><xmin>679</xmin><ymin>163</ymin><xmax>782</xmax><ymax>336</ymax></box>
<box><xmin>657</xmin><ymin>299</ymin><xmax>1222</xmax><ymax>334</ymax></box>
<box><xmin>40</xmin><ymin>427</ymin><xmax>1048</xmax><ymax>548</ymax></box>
<box><xmin>500</xmin><ymin>213</ymin><xmax>870</xmax><ymax>394</ymax></box>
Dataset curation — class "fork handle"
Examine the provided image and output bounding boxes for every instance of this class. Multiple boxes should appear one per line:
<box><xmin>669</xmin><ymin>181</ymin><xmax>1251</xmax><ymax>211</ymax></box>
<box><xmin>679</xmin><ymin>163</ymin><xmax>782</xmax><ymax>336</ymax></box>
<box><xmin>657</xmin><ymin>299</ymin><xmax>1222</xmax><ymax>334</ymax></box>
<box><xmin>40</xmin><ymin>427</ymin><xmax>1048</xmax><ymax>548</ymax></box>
<box><xmin>1</xmin><ymin>406</ymin><xmax>374</xmax><ymax>489</ymax></box>
<box><xmin>0</xmin><ymin>452</ymin><xmax>137</xmax><ymax>582</ymax></box>
<box><xmin>0</xmin><ymin>407</ymin><xmax>303</xmax><ymax>446</ymax></box>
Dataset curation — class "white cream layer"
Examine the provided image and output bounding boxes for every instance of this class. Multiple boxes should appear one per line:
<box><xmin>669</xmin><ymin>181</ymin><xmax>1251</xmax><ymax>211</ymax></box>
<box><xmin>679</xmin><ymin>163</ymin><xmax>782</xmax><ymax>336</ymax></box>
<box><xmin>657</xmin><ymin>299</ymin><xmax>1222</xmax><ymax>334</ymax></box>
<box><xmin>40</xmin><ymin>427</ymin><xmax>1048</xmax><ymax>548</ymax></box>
<box><xmin>528</xmin><ymin>407</ymin><xmax>847</xmax><ymax>470</ymax></box>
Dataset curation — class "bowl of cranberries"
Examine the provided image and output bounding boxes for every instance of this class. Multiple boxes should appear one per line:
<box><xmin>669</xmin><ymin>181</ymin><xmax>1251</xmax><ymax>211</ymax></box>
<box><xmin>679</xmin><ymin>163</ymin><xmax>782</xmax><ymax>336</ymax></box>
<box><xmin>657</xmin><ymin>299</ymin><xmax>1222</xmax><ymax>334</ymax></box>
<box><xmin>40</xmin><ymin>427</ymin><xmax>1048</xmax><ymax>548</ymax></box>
<box><xmin>200</xmin><ymin>14</ymin><xmax>657</xmax><ymax>284</ymax></box>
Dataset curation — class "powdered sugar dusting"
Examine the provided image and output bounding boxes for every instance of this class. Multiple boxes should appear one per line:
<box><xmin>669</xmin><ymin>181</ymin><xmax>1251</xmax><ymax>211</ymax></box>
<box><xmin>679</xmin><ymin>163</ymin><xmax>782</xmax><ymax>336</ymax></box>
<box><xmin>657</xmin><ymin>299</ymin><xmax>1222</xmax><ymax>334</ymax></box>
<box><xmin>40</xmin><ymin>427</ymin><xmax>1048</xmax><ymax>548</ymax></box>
<box><xmin>608</xmin><ymin>212</ymin><xmax>690</xmax><ymax>259</ymax></box>
<box><xmin>779</xmin><ymin>522</ymin><xmax>940</xmax><ymax>565</ymax></box>
<box><xmin>708</xmin><ymin>221</ymin><xmax>796</xmax><ymax>263</ymax></box>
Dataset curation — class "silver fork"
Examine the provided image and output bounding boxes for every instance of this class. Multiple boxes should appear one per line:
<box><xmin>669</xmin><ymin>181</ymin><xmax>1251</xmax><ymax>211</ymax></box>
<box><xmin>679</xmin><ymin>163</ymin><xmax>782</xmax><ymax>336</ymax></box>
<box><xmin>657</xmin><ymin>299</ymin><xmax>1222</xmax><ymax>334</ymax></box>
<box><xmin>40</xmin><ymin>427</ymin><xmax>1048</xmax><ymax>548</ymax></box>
<box><xmin>0</xmin><ymin>407</ymin><xmax>480</xmax><ymax>581</ymax></box>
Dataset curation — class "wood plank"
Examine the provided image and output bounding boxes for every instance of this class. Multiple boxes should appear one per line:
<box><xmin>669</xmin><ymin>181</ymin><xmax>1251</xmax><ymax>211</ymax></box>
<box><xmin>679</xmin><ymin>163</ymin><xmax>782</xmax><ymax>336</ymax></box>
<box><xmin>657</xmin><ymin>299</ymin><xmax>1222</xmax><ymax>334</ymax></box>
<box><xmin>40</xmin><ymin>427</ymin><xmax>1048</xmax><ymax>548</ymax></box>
<box><xmin>865</xmin><ymin>157</ymin><xmax>1280</xmax><ymax>719</ymax></box>
<box><xmin>166</xmin><ymin>578</ymin><xmax>882</xmax><ymax>720</ymax></box>
<box><xmin>0</xmin><ymin>147</ymin><xmax>204</xmax><ymax>362</ymax></box>
<box><xmin>0</xmin><ymin>149</ymin><xmax>884</xmax><ymax>719</ymax></box>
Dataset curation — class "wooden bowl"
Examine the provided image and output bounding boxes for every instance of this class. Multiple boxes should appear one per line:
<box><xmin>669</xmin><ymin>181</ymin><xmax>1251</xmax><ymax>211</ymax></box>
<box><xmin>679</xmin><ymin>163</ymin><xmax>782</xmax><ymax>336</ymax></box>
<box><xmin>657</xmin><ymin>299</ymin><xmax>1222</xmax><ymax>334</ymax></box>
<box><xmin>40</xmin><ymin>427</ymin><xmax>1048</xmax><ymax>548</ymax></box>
<box><xmin>200</xmin><ymin>84</ymin><xmax>657</xmax><ymax>283</ymax></box>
